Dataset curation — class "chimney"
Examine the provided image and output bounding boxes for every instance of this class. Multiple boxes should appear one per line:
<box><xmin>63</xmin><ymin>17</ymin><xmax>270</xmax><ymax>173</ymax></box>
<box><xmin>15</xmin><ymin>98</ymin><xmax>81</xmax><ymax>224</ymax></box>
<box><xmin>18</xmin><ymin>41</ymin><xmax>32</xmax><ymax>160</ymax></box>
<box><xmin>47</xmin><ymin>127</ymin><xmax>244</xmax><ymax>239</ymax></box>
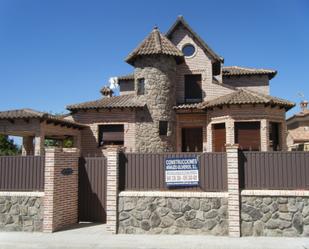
<box><xmin>100</xmin><ymin>86</ymin><xmax>114</xmax><ymax>98</ymax></box>
<box><xmin>300</xmin><ymin>100</ymin><xmax>308</xmax><ymax>112</ymax></box>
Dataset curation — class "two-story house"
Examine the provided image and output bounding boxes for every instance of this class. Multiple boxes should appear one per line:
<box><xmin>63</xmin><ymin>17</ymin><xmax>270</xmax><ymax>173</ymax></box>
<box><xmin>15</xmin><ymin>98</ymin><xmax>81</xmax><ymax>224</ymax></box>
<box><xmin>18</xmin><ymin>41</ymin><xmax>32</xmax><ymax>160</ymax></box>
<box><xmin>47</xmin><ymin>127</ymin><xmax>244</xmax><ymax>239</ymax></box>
<box><xmin>0</xmin><ymin>16</ymin><xmax>294</xmax><ymax>155</ymax></box>
<box><xmin>66</xmin><ymin>16</ymin><xmax>294</xmax><ymax>155</ymax></box>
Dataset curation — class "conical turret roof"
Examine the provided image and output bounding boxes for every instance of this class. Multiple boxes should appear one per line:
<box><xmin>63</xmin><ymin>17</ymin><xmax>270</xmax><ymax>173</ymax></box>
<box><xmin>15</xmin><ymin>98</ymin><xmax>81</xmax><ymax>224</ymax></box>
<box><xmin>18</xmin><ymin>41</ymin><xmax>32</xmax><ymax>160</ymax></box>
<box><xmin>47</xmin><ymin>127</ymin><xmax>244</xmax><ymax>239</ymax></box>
<box><xmin>126</xmin><ymin>27</ymin><xmax>183</xmax><ymax>65</ymax></box>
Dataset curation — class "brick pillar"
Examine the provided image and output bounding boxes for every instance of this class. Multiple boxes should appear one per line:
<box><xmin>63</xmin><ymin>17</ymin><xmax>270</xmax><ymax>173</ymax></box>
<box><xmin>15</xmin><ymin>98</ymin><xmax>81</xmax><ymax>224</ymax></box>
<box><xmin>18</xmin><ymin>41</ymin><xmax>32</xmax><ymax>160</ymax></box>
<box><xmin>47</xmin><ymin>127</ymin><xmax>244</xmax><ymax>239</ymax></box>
<box><xmin>73</xmin><ymin>135</ymin><xmax>81</xmax><ymax>149</ymax></box>
<box><xmin>280</xmin><ymin>121</ymin><xmax>288</xmax><ymax>151</ymax></box>
<box><xmin>226</xmin><ymin>119</ymin><xmax>235</xmax><ymax>145</ymax></box>
<box><xmin>206</xmin><ymin>121</ymin><xmax>213</xmax><ymax>152</ymax></box>
<box><xmin>260</xmin><ymin>119</ymin><xmax>269</xmax><ymax>151</ymax></box>
<box><xmin>226</xmin><ymin>144</ymin><xmax>240</xmax><ymax>237</ymax></box>
<box><xmin>43</xmin><ymin>148</ymin><xmax>80</xmax><ymax>232</ymax></box>
<box><xmin>106</xmin><ymin>147</ymin><xmax>119</xmax><ymax>234</ymax></box>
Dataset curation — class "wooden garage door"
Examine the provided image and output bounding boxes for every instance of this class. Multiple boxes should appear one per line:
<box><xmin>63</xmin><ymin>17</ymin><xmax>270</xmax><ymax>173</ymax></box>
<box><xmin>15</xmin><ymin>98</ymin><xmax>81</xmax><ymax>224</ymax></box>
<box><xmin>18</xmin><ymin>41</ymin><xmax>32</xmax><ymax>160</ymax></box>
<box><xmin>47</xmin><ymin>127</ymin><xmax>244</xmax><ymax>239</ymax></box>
<box><xmin>213</xmin><ymin>123</ymin><xmax>226</xmax><ymax>152</ymax></box>
<box><xmin>235</xmin><ymin>122</ymin><xmax>260</xmax><ymax>151</ymax></box>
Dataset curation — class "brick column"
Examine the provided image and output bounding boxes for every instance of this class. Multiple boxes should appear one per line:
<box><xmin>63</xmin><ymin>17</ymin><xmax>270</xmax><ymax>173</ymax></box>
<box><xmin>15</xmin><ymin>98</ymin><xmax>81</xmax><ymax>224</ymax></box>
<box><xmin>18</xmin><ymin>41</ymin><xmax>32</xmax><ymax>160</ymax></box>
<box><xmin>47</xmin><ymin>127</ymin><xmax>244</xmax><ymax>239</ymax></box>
<box><xmin>206</xmin><ymin>121</ymin><xmax>213</xmax><ymax>152</ymax></box>
<box><xmin>106</xmin><ymin>147</ymin><xmax>119</xmax><ymax>234</ymax></box>
<box><xmin>260</xmin><ymin>119</ymin><xmax>269</xmax><ymax>151</ymax></box>
<box><xmin>226</xmin><ymin>119</ymin><xmax>235</xmax><ymax>145</ymax></box>
<box><xmin>43</xmin><ymin>148</ymin><xmax>80</xmax><ymax>232</ymax></box>
<box><xmin>280</xmin><ymin>121</ymin><xmax>288</xmax><ymax>151</ymax></box>
<box><xmin>226</xmin><ymin>144</ymin><xmax>240</xmax><ymax>237</ymax></box>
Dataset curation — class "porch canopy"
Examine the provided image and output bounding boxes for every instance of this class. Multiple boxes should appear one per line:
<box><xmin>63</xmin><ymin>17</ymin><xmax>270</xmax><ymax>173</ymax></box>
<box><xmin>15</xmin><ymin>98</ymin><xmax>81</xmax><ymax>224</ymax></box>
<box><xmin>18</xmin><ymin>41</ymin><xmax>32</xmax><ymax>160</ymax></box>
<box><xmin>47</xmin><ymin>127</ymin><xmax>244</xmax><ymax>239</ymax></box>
<box><xmin>0</xmin><ymin>109</ymin><xmax>85</xmax><ymax>155</ymax></box>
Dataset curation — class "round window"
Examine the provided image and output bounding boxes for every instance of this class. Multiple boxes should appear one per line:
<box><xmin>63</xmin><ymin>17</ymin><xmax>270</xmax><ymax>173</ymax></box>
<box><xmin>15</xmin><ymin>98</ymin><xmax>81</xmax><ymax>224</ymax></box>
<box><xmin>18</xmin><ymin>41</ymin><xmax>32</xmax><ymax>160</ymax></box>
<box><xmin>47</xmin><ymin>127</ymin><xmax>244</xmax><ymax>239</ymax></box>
<box><xmin>182</xmin><ymin>44</ymin><xmax>196</xmax><ymax>57</ymax></box>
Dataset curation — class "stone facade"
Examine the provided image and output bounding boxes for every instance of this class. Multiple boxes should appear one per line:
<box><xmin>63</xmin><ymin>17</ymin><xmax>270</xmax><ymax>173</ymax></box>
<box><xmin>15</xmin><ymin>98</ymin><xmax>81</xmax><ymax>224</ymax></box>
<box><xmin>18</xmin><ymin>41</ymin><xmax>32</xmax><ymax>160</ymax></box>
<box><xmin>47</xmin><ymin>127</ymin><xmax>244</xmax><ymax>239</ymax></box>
<box><xmin>118</xmin><ymin>196</ymin><xmax>228</xmax><ymax>235</ymax></box>
<box><xmin>134</xmin><ymin>55</ymin><xmax>177</xmax><ymax>152</ymax></box>
<box><xmin>241</xmin><ymin>196</ymin><xmax>309</xmax><ymax>236</ymax></box>
<box><xmin>0</xmin><ymin>196</ymin><xmax>43</xmax><ymax>232</ymax></box>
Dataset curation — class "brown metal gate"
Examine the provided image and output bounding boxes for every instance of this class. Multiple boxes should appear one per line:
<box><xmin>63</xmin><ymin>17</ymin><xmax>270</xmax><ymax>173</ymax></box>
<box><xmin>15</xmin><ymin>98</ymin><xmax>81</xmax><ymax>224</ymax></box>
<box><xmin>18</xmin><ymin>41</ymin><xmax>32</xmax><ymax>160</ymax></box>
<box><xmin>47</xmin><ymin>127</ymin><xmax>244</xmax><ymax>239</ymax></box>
<box><xmin>78</xmin><ymin>157</ymin><xmax>107</xmax><ymax>223</ymax></box>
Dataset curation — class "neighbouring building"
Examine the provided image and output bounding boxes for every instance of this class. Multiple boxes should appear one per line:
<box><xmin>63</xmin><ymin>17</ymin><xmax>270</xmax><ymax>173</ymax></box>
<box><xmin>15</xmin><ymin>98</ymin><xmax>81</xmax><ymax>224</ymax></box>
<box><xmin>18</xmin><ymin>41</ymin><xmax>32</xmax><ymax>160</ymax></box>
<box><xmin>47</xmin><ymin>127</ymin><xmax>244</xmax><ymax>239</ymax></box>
<box><xmin>287</xmin><ymin>100</ymin><xmax>309</xmax><ymax>151</ymax></box>
<box><xmin>0</xmin><ymin>16</ymin><xmax>295</xmax><ymax>155</ymax></box>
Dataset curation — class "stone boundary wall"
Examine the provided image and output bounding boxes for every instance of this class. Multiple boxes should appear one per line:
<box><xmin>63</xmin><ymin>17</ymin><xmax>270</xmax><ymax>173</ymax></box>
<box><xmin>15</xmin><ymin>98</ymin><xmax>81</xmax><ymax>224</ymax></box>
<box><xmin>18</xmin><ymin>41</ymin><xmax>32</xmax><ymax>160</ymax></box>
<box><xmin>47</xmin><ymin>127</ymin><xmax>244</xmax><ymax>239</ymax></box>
<box><xmin>241</xmin><ymin>190</ymin><xmax>309</xmax><ymax>237</ymax></box>
<box><xmin>0</xmin><ymin>192</ymin><xmax>44</xmax><ymax>232</ymax></box>
<box><xmin>118</xmin><ymin>191</ymin><xmax>228</xmax><ymax>235</ymax></box>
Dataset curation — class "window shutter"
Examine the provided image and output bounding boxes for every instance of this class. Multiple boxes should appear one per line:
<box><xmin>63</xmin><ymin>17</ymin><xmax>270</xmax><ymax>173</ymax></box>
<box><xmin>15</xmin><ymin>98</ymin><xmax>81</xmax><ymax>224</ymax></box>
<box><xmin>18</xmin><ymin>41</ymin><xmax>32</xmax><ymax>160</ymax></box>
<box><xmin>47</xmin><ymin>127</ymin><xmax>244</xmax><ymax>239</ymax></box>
<box><xmin>235</xmin><ymin>122</ymin><xmax>260</xmax><ymax>151</ymax></box>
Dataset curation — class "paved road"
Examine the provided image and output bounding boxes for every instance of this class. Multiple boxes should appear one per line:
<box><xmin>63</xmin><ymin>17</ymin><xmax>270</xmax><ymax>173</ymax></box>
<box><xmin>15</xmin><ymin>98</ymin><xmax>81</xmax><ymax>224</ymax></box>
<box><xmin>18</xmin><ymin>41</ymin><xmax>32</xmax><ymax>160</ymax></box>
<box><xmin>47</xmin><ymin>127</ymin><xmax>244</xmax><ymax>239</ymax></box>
<box><xmin>0</xmin><ymin>224</ymin><xmax>309</xmax><ymax>249</ymax></box>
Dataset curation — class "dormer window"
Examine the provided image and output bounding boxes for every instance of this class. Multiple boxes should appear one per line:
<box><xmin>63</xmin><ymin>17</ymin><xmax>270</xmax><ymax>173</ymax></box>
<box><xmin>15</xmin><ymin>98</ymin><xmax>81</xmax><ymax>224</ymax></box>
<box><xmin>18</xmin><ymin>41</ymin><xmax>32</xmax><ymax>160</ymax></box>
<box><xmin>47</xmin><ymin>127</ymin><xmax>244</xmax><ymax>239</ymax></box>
<box><xmin>182</xmin><ymin>44</ymin><xmax>196</xmax><ymax>57</ymax></box>
<box><xmin>184</xmin><ymin>74</ymin><xmax>202</xmax><ymax>103</ymax></box>
<box><xmin>137</xmin><ymin>78</ymin><xmax>145</xmax><ymax>95</ymax></box>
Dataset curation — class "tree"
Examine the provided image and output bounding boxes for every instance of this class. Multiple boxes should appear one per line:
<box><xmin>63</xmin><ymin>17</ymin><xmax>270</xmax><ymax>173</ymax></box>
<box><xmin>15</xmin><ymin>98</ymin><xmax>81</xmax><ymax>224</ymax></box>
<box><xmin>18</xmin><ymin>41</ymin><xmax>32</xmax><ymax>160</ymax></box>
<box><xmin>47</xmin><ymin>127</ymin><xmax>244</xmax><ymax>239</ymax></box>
<box><xmin>0</xmin><ymin>135</ymin><xmax>21</xmax><ymax>156</ymax></box>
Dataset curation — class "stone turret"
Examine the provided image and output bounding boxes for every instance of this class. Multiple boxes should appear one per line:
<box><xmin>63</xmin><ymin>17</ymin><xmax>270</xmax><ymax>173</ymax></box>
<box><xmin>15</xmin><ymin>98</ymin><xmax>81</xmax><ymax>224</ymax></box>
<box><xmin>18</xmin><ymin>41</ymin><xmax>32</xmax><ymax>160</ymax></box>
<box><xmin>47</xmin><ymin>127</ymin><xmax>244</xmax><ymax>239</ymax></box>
<box><xmin>126</xmin><ymin>27</ymin><xmax>184</xmax><ymax>152</ymax></box>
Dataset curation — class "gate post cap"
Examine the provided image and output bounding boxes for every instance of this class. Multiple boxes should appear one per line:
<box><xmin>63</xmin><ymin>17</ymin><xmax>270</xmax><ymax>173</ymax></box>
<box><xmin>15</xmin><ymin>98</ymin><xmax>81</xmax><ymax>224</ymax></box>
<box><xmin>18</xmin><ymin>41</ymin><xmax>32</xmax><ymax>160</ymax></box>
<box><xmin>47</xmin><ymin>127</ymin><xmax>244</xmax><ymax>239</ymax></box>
<box><xmin>225</xmin><ymin>144</ymin><xmax>239</xmax><ymax>149</ymax></box>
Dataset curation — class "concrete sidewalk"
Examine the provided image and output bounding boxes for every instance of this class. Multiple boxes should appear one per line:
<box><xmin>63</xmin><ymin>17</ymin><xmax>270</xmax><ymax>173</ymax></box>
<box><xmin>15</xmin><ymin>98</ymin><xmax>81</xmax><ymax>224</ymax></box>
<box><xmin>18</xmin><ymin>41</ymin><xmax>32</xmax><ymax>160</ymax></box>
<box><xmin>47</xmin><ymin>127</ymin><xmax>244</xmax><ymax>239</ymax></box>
<box><xmin>0</xmin><ymin>224</ymin><xmax>309</xmax><ymax>249</ymax></box>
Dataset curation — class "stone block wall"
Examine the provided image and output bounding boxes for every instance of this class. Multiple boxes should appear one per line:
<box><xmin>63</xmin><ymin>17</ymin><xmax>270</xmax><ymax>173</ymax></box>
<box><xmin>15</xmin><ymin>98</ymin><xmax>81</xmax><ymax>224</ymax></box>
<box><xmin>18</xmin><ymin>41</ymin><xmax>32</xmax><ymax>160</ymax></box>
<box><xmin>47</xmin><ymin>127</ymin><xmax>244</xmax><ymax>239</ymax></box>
<box><xmin>118</xmin><ymin>193</ymin><xmax>228</xmax><ymax>235</ymax></box>
<box><xmin>241</xmin><ymin>196</ymin><xmax>309</xmax><ymax>236</ymax></box>
<box><xmin>0</xmin><ymin>194</ymin><xmax>44</xmax><ymax>232</ymax></box>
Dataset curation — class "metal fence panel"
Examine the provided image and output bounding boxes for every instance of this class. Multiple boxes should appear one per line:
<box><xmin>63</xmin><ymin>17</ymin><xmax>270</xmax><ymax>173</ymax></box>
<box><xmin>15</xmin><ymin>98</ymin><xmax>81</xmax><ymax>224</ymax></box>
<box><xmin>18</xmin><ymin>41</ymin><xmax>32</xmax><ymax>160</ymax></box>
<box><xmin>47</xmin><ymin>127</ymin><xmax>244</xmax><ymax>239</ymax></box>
<box><xmin>0</xmin><ymin>156</ymin><xmax>45</xmax><ymax>191</ymax></box>
<box><xmin>240</xmin><ymin>151</ymin><xmax>309</xmax><ymax>190</ymax></box>
<box><xmin>119</xmin><ymin>152</ymin><xmax>227</xmax><ymax>191</ymax></box>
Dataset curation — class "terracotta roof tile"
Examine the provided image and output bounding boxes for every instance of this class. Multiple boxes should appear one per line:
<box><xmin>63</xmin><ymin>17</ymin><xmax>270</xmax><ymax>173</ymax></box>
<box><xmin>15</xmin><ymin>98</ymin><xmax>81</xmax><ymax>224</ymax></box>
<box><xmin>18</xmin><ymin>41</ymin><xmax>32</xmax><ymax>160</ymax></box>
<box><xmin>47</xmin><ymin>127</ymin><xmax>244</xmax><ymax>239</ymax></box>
<box><xmin>0</xmin><ymin>109</ymin><xmax>85</xmax><ymax>128</ymax></box>
<box><xmin>117</xmin><ymin>74</ymin><xmax>134</xmax><ymax>81</ymax></box>
<box><xmin>126</xmin><ymin>27</ymin><xmax>183</xmax><ymax>65</ymax></box>
<box><xmin>203</xmin><ymin>89</ymin><xmax>294</xmax><ymax>110</ymax></box>
<box><xmin>222</xmin><ymin>66</ymin><xmax>277</xmax><ymax>79</ymax></box>
<box><xmin>67</xmin><ymin>94</ymin><xmax>146</xmax><ymax>111</ymax></box>
<box><xmin>173</xmin><ymin>102</ymin><xmax>204</xmax><ymax>110</ymax></box>
<box><xmin>289</xmin><ymin>129</ymin><xmax>309</xmax><ymax>143</ymax></box>
<box><xmin>174</xmin><ymin>90</ymin><xmax>295</xmax><ymax>111</ymax></box>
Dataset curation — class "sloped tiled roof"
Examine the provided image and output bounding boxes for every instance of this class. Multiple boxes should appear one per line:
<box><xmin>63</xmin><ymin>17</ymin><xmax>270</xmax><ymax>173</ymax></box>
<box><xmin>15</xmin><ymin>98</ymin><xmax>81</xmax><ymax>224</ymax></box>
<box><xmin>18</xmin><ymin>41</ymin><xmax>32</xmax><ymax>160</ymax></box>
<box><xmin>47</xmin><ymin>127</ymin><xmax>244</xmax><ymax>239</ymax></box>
<box><xmin>0</xmin><ymin>109</ymin><xmax>85</xmax><ymax>128</ymax></box>
<box><xmin>173</xmin><ymin>102</ymin><xmax>205</xmax><ymax>110</ymax></box>
<box><xmin>222</xmin><ymin>66</ymin><xmax>277</xmax><ymax>79</ymax></box>
<box><xmin>174</xmin><ymin>89</ymin><xmax>295</xmax><ymax>111</ymax></box>
<box><xmin>288</xmin><ymin>129</ymin><xmax>309</xmax><ymax>143</ymax></box>
<box><xmin>287</xmin><ymin>109</ymin><xmax>309</xmax><ymax>123</ymax></box>
<box><xmin>166</xmin><ymin>16</ymin><xmax>223</xmax><ymax>63</ymax></box>
<box><xmin>67</xmin><ymin>94</ymin><xmax>146</xmax><ymax>111</ymax></box>
<box><xmin>126</xmin><ymin>27</ymin><xmax>183</xmax><ymax>65</ymax></box>
<box><xmin>204</xmin><ymin>89</ymin><xmax>294</xmax><ymax>110</ymax></box>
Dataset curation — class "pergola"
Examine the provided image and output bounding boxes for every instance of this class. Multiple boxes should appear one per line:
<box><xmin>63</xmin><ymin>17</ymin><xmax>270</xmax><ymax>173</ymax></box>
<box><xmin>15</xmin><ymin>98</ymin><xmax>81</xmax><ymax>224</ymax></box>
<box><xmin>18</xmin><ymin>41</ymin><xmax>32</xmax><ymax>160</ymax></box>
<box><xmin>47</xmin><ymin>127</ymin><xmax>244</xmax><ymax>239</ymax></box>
<box><xmin>0</xmin><ymin>109</ymin><xmax>85</xmax><ymax>155</ymax></box>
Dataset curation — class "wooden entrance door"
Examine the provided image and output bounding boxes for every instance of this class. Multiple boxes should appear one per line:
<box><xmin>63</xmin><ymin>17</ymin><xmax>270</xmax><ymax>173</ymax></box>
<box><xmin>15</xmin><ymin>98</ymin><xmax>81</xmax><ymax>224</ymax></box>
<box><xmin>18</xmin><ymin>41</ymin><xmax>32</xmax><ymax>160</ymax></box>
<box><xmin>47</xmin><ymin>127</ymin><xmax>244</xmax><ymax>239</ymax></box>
<box><xmin>213</xmin><ymin>123</ymin><xmax>226</xmax><ymax>152</ymax></box>
<box><xmin>78</xmin><ymin>157</ymin><xmax>107</xmax><ymax>222</ymax></box>
<box><xmin>182</xmin><ymin>127</ymin><xmax>203</xmax><ymax>152</ymax></box>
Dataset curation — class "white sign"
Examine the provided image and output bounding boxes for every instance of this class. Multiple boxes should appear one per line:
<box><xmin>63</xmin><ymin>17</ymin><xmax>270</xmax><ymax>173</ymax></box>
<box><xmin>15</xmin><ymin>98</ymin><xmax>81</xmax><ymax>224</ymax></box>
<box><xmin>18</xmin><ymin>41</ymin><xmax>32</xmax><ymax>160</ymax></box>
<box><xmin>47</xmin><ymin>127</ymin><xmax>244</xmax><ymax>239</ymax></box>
<box><xmin>165</xmin><ymin>157</ymin><xmax>199</xmax><ymax>186</ymax></box>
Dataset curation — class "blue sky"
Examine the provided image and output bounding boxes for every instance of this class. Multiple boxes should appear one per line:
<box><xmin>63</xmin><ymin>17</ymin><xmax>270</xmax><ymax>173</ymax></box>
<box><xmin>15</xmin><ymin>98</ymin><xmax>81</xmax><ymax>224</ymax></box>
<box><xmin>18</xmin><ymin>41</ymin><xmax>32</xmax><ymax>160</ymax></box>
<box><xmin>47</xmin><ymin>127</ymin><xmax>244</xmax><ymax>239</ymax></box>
<box><xmin>0</xmin><ymin>0</ymin><xmax>308</xmax><ymax>117</ymax></box>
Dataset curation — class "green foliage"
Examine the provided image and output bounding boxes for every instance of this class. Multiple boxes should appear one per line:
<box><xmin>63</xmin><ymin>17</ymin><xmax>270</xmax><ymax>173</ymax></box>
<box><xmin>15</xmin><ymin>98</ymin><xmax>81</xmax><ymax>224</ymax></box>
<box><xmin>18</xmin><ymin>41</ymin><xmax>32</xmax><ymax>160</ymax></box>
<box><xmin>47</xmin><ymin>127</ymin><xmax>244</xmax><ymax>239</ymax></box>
<box><xmin>44</xmin><ymin>137</ymin><xmax>73</xmax><ymax>148</ymax></box>
<box><xmin>0</xmin><ymin>135</ymin><xmax>21</xmax><ymax>156</ymax></box>
<box><xmin>63</xmin><ymin>138</ymin><xmax>73</xmax><ymax>148</ymax></box>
